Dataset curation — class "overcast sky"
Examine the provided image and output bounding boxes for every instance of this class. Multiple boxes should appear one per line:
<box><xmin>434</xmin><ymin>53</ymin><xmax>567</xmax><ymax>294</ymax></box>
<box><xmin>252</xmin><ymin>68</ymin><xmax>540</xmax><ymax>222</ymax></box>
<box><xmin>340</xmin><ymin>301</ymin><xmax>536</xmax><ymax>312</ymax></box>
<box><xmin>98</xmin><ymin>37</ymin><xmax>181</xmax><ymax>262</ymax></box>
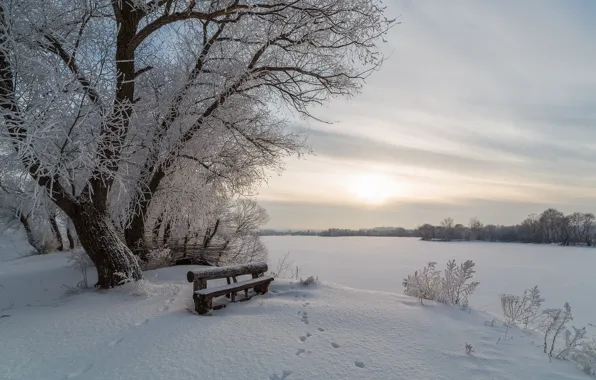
<box><xmin>256</xmin><ymin>0</ymin><xmax>596</xmax><ymax>229</ymax></box>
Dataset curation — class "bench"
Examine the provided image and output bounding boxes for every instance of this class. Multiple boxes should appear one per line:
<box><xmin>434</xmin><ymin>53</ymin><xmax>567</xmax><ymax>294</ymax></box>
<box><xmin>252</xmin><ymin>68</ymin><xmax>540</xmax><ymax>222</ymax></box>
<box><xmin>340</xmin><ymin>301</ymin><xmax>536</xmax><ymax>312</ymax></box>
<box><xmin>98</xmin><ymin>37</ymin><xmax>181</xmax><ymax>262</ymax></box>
<box><xmin>186</xmin><ymin>262</ymin><xmax>273</xmax><ymax>315</ymax></box>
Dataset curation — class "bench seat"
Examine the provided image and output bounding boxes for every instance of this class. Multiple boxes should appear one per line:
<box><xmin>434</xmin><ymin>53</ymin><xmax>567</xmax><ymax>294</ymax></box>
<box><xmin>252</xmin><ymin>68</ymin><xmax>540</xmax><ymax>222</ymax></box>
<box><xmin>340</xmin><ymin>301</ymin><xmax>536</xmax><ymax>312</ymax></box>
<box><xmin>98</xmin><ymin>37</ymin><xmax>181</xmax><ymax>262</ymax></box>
<box><xmin>193</xmin><ymin>275</ymin><xmax>274</xmax><ymax>314</ymax></box>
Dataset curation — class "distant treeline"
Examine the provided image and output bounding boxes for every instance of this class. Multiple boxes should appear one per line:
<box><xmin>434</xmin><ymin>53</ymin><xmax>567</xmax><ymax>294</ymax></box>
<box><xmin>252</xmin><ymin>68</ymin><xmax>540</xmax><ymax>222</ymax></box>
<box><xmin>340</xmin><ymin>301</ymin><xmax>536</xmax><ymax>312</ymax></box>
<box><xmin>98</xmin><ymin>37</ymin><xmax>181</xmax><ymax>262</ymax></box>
<box><xmin>419</xmin><ymin>208</ymin><xmax>596</xmax><ymax>246</ymax></box>
<box><xmin>260</xmin><ymin>229</ymin><xmax>320</xmax><ymax>236</ymax></box>
<box><xmin>260</xmin><ymin>227</ymin><xmax>417</xmax><ymax>237</ymax></box>
<box><xmin>262</xmin><ymin>208</ymin><xmax>596</xmax><ymax>246</ymax></box>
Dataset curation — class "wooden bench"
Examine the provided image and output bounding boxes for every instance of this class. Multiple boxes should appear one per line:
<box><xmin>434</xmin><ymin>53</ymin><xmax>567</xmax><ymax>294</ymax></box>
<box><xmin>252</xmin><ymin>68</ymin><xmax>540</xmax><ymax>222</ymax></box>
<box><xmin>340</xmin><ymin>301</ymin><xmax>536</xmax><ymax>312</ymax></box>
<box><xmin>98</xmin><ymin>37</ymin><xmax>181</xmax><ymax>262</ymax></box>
<box><xmin>186</xmin><ymin>262</ymin><xmax>273</xmax><ymax>315</ymax></box>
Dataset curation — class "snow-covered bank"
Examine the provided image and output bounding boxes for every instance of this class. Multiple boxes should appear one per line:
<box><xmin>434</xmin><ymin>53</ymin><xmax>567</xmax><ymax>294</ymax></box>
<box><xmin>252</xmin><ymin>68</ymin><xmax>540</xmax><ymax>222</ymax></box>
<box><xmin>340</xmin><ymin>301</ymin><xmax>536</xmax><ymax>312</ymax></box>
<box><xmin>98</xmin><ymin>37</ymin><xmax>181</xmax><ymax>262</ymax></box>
<box><xmin>0</xmin><ymin>249</ymin><xmax>591</xmax><ymax>380</ymax></box>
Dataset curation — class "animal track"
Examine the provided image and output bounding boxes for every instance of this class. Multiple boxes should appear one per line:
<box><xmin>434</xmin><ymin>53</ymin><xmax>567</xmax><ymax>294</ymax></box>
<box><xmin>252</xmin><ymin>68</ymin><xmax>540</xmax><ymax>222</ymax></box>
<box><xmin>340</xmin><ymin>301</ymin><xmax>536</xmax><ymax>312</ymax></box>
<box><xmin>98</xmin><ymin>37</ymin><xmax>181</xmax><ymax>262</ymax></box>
<box><xmin>66</xmin><ymin>363</ymin><xmax>93</xmax><ymax>378</ymax></box>
<box><xmin>108</xmin><ymin>337</ymin><xmax>124</xmax><ymax>347</ymax></box>
<box><xmin>302</xmin><ymin>302</ymin><xmax>309</xmax><ymax>307</ymax></box>
<box><xmin>317</xmin><ymin>327</ymin><xmax>325</xmax><ymax>332</ymax></box>
<box><xmin>298</xmin><ymin>310</ymin><xmax>309</xmax><ymax>324</ymax></box>
<box><xmin>269</xmin><ymin>369</ymin><xmax>292</xmax><ymax>380</ymax></box>
<box><xmin>298</xmin><ymin>331</ymin><xmax>312</xmax><ymax>342</ymax></box>
<box><xmin>330</xmin><ymin>342</ymin><xmax>340</xmax><ymax>349</ymax></box>
<box><xmin>295</xmin><ymin>348</ymin><xmax>305</xmax><ymax>355</ymax></box>
<box><xmin>354</xmin><ymin>361</ymin><xmax>365</xmax><ymax>368</ymax></box>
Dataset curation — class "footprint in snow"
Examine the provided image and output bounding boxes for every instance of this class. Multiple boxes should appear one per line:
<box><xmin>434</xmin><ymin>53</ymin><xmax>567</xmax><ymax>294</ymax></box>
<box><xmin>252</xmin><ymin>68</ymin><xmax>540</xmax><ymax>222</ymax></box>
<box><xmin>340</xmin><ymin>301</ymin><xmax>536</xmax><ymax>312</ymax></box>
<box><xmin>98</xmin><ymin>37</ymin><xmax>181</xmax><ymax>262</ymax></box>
<box><xmin>108</xmin><ymin>337</ymin><xmax>124</xmax><ymax>347</ymax></box>
<box><xmin>295</xmin><ymin>348</ymin><xmax>305</xmax><ymax>355</ymax></box>
<box><xmin>330</xmin><ymin>342</ymin><xmax>340</xmax><ymax>348</ymax></box>
<box><xmin>269</xmin><ymin>369</ymin><xmax>292</xmax><ymax>380</ymax></box>
<box><xmin>317</xmin><ymin>327</ymin><xmax>325</xmax><ymax>332</ymax></box>
<box><xmin>66</xmin><ymin>363</ymin><xmax>93</xmax><ymax>379</ymax></box>
<box><xmin>354</xmin><ymin>361</ymin><xmax>365</xmax><ymax>368</ymax></box>
<box><xmin>299</xmin><ymin>336</ymin><xmax>307</xmax><ymax>342</ymax></box>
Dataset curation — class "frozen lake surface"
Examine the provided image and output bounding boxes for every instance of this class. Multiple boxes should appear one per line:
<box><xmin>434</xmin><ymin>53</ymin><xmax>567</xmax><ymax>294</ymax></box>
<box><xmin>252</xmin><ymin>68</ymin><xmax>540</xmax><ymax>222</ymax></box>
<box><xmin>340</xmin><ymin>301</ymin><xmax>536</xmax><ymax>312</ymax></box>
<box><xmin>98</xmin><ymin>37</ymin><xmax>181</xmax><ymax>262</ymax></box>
<box><xmin>263</xmin><ymin>236</ymin><xmax>596</xmax><ymax>326</ymax></box>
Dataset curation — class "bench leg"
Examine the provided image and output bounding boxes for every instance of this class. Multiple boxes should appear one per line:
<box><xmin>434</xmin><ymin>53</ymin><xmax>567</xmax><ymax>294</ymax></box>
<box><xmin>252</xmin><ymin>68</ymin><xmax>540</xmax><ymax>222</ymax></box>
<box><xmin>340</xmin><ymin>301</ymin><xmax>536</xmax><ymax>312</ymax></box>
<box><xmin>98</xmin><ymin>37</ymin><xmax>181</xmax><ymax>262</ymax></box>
<box><xmin>196</xmin><ymin>295</ymin><xmax>212</xmax><ymax>315</ymax></box>
<box><xmin>261</xmin><ymin>281</ymin><xmax>271</xmax><ymax>294</ymax></box>
<box><xmin>194</xmin><ymin>278</ymin><xmax>207</xmax><ymax>292</ymax></box>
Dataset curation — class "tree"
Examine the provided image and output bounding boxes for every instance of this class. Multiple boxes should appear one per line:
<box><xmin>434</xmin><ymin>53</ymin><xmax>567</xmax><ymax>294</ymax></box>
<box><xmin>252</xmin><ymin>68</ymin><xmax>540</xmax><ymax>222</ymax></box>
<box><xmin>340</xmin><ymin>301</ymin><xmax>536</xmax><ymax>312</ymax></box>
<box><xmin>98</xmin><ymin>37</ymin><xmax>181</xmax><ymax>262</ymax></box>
<box><xmin>0</xmin><ymin>176</ymin><xmax>46</xmax><ymax>253</ymax></box>
<box><xmin>469</xmin><ymin>217</ymin><xmax>483</xmax><ymax>241</ymax></box>
<box><xmin>0</xmin><ymin>0</ymin><xmax>392</xmax><ymax>287</ymax></box>
<box><xmin>440</xmin><ymin>217</ymin><xmax>455</xmax><ymax>241</ymax></box>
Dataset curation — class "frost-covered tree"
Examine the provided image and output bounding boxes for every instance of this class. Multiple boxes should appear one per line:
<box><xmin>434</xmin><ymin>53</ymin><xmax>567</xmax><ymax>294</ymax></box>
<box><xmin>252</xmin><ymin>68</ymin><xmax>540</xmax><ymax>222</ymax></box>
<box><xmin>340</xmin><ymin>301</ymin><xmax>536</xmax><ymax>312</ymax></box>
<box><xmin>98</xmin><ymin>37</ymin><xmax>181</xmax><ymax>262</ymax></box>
<box><xmin>0</xmin><ymin>0</ymin><xmax>392</xmax><ymax>287</ymax></box>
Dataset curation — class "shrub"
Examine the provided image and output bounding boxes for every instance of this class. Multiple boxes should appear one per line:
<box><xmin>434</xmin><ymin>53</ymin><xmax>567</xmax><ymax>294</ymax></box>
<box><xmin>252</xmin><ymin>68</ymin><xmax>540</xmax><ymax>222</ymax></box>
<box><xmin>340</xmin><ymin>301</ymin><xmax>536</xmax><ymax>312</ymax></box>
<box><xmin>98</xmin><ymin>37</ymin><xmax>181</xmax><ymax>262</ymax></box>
<box><xmin>540</xmin><ymin>302</ymin><xmax>574</xmax><ymax>358</ymax></box>
<box><xmin>67</xmin><ymin>250</ymin><xmax>94</xmax><ymax>288</ymax></box>
<box><xmin>403</xmin><ymin>259</ymin><xmax>479</xmax><ymax>306</ymax></box>
<box><xmin>270</xmin><ymin>252</ymin><xmax>292</xmax><ymax>278</ymax></box>
<box><xmin>499</xmin><ymin>286</ymin><xmax>544</xmax><ymax>327</ymax></box>
<box><xmin>142</xmin><ymin>248</ymin><xmax>173</xmax><ymax>270</ymax></box>
<box><xmin>300</xmin><ymin>276</ymin><xmax>319</xmax><ymax>286</ymax></box>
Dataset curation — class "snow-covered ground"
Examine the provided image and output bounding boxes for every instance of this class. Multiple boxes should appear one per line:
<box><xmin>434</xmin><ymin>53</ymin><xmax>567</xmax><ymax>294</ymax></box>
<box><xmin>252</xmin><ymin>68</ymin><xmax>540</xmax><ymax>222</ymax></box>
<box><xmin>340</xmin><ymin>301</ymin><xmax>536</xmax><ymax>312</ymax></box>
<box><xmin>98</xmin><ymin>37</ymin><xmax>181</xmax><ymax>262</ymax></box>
<box><xmin>0</xmin><ymin>230</ymin><xmax>593</xmax><ymax>379</ymax></box>
<box><xmin>264</xmin><ymin>236</ymin><xmax>596</xmax><ymax>327</ymax></box>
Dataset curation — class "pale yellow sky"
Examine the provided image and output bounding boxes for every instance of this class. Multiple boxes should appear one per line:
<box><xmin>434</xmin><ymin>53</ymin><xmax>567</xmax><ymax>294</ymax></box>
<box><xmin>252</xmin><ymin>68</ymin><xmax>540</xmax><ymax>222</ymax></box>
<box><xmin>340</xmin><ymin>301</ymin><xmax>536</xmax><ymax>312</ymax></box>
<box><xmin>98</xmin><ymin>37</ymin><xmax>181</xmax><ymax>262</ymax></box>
<box><xmin>256</xmin><ymin>0</ymin><xmax>596</xmax><ymax>229</ymax></box>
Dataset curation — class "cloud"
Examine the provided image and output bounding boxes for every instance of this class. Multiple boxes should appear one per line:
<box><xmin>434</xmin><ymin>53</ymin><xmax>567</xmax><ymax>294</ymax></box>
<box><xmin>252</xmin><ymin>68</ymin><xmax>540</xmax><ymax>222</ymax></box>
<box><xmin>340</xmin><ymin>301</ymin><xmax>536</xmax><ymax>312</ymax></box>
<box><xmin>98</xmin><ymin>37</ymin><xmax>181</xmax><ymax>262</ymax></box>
<box><xmin>257</xmin><ymin>0</ymin><xmax>596</xmax><ymax>227</ymax></box>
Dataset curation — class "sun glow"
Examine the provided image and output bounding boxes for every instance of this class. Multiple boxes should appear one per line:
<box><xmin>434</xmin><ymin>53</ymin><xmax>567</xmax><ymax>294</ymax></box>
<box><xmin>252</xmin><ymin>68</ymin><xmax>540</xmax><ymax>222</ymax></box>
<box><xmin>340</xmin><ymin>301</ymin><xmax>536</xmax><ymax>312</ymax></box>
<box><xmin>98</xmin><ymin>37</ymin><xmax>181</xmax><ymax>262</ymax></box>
<box><xmin>348</xmin><ymin>173</ymin><xmax>399</xmax><ymax>205</ymax></box>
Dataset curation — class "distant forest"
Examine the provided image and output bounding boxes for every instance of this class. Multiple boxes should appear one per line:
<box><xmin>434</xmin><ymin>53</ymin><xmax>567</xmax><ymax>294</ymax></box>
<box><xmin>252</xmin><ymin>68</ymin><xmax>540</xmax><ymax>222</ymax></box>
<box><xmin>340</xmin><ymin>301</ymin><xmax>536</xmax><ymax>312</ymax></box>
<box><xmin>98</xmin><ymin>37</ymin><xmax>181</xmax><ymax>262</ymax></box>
<box><xmin>261</xmin><ymin>208</ymin><xmax>596</xmax><ymax>246</ymax></box>
<box><xmin>260</xmin><ymin>227</ymin><xmax>417</xmax><ymax>237</ymax></box>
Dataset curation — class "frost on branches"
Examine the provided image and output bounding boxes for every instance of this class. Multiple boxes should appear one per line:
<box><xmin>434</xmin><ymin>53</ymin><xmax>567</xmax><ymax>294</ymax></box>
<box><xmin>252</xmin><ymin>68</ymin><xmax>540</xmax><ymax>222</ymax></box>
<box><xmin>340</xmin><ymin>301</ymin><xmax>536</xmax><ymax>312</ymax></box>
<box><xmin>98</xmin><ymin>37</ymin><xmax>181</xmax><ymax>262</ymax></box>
<box><xmin>0</xmin><ymin>1</ymin><xmax>392</xmax><ymax>288</ymax></box>
<box><xmin>402</xmin><ymin>260</ymin><xmax>479</xmax><ymax>307</ymax></box>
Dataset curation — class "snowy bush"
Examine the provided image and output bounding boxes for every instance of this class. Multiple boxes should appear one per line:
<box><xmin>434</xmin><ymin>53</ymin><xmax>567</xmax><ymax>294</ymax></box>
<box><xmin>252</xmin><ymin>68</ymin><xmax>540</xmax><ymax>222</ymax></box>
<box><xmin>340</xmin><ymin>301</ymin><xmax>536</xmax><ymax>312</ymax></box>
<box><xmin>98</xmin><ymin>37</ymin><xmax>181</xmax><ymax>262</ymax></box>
<box><xmin>270</xmin><ymin>252</ymin><xmax>293</xmax><ymax>278</ymax></box>
<box><xmin>541</xmin><ymin>302</ymin><xmax>574</xmax><ymax>358</ymax></box>
<box><xmin>299</xmin><ymin>276</ymin><xmax>319</xmax><ymax>286</ymax></box>
<box><xmin>141</xmin><ymin>248</ymin><xmax>174</xmax><ymax>270</ymax></box>
<box><xmin>402</xmin><ymin>260</ymin><xmax>479</xmax><ymax>306</ymax></box>
<box><xmin>499</xmin><ymin>286</ymin><xmax>544</xmax><ymax>327</ymax></box>
<box><xmin>566</xmin><ymin>337</ymin><xmax>596</xmax><ymax>376</ymax></box>
<box><xmin>67</xmin><ymin>250</ymin><xmax>94</xmax><ymax>288</ymax></box>
<box><xmin>534</xmin><ymin>301</ymin><xmax>596</xmax><ymax>375</ymax></box>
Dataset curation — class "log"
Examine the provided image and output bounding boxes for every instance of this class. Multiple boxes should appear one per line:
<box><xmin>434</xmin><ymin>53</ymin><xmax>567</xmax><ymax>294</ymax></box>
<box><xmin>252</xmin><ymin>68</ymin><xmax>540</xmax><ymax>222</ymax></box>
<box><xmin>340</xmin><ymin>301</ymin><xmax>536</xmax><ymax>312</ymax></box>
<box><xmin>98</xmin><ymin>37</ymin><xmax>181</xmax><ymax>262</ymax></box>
<box><xmin>186</xmin><ymin>262</ymin><xmax>268</xmax><ymax>282</ymax></box>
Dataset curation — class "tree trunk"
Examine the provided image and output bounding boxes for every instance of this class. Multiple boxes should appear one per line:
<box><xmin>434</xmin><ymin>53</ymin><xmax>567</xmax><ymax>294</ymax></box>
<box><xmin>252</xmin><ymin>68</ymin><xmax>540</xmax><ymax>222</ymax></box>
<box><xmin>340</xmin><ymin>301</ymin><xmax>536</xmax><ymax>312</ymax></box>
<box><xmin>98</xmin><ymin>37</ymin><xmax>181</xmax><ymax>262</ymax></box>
<box><xmin>163</xmin><ymin>221</ymin><xmax>172</xmax><ymax>246</ymax></box>
<box><xmin>66</xmin><ymin>223</ymin><xmax>75</xmax><ymax>249</ymax></box>
<box><xmin>19</xmin><ymin>213</ymin><xmax>44</xmax><ymax>254</ymax></box>
<box><xmin>49</xmin><ymin>214</ymin><xmax>64</xmax><ymax>251</ymax></box>
<box><xmin>152</xmin><ymin>213</ymin><xmax>163</xmax><ymax>244</ymax></box>
<box><xmin>69</xmin><ymin>203</ymin><xmax>142</xmax><ymax>288</ymax></box>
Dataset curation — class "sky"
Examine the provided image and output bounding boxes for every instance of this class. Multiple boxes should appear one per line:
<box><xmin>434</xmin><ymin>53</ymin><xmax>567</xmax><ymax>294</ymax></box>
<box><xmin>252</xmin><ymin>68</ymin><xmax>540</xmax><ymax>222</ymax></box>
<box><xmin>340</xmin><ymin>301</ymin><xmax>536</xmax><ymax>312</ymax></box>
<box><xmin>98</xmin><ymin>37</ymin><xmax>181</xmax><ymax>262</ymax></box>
<box><xmin>256</xmin><ymin>0</ymin><xmax>596</xmax><ymax>230</ymax></box>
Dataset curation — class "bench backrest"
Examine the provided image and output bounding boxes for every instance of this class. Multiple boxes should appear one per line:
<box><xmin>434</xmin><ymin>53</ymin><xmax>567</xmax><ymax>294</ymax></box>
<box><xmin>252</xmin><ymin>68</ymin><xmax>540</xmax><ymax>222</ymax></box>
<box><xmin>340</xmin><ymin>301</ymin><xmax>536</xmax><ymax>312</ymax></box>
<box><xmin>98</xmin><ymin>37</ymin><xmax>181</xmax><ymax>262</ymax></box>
<box><xmin>186</xmin><ymin>262</ymin><xmax>268</xmax><ymax>282</ymax></box>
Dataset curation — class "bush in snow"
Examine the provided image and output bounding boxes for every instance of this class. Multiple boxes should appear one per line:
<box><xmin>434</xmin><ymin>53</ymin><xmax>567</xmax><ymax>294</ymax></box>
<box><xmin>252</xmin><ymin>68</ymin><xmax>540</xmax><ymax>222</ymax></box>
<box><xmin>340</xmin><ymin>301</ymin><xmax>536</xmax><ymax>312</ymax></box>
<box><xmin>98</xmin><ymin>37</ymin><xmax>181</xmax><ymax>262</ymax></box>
<box><xmin>402</xmin><ymin>259</ymin><xmax>479</xmax><ymax>307</ymax></box>
<box><xmin>299</xmin><ymin>276</ymin><xmax>319</xmax><ymax>286</ymax></box>
<box><xmin>67</xmin><ymin>250</ymin><xmax>94</xmax><ymax>288</ymax></box>
<box><xmin>141</xmin><ymin>248</ymin><xmax>174</xmax><ymax>270</ymax></box>
<box><xmin>535</xmin><ymin>301</ymin><xmax>596</xmax><ymax>375</ymax></box>
<box><xmin>499</xmin><ymin>286</ymin><xmax>544</xmax><ymax>327</ymax></box>
<box><xmin>270</xmin><ymin>252</ymin><xmax>293</xmax><ymax>278</ymax></box>
<box><xmin>541</xmin><ymin>302</ymin><xmax>574</xmax><ymax>358</ymax></box>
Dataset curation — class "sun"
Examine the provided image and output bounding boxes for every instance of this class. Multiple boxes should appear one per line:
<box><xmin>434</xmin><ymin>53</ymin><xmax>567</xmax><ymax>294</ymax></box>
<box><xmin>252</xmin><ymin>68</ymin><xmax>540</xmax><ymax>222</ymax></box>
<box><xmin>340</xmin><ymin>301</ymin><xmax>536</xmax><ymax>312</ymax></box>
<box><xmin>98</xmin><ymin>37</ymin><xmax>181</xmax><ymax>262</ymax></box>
<box><xmin>348</xmin><ymin>173</ymin><xmax>396</xmax><ymax>205</ymax></box>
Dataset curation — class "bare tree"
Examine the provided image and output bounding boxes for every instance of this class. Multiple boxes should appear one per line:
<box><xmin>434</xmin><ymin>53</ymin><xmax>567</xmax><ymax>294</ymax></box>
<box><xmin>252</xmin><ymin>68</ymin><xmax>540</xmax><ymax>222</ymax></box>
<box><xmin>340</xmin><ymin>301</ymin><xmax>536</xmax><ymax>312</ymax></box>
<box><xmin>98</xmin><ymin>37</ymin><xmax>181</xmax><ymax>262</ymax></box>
<box><xmin>0</xmin><ymin>0</ymin><xmax>392</xmax><ymax>287</ymax></box>
<box><xmin>468</xmin><ymin>217</ymin><xmax>483</xmax><ymax>241</ymax></box>
<box><xmin>48</xmin><ymin>210</ymin><xmax>64</xmax><ymax>251</ymax></box>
